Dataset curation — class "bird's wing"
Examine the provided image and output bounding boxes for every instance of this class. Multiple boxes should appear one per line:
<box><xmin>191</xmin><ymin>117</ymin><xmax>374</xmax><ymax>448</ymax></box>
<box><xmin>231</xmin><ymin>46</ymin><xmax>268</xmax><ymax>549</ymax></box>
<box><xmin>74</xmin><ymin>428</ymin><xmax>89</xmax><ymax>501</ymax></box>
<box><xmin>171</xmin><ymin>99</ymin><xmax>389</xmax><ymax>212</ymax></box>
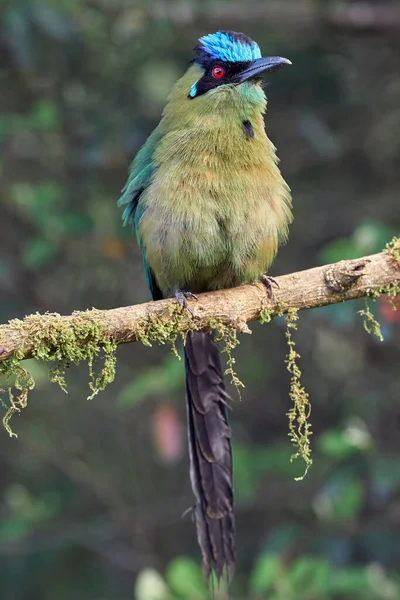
<box><xmin>117</xmin><ymin>125</ymin><xmax>161</xmax><ymax>226</ymax></box>
<box><xmin>117</xmin><ymin>125</ymin><xmax>163</xmax><ymax>300</ymax></box>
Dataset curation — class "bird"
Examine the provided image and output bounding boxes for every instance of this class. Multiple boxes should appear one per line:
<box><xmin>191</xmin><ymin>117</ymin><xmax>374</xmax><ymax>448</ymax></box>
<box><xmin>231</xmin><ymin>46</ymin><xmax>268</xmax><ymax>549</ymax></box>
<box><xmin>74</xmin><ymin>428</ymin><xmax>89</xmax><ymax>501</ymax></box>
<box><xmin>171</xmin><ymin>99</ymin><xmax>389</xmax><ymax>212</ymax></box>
<box><xmin>118</xmin><ymin>30</ymin><xmax>292</xmax><ymax>584</ymax></box>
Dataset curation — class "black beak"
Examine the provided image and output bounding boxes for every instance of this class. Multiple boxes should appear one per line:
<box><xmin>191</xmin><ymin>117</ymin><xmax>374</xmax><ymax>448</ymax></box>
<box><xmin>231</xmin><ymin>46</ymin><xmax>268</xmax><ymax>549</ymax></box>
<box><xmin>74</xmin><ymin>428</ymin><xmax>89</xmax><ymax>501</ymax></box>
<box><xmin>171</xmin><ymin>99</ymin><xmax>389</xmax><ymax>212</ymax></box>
<box><xmin>237</xmin><ymin>56</ymin><xmax>292</xmax><ymax>83</ymax></box>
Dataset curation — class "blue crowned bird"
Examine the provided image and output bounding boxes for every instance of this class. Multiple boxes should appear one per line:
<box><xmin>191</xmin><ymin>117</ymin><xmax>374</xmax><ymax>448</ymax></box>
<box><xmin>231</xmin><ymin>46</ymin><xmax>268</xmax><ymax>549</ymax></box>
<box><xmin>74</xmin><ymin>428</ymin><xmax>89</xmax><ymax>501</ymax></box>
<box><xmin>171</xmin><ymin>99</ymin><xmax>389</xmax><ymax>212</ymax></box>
<box><xmin>118</xmin><ymin>30</ymin><xmax>292</xmax><ymax>581</ymax></box>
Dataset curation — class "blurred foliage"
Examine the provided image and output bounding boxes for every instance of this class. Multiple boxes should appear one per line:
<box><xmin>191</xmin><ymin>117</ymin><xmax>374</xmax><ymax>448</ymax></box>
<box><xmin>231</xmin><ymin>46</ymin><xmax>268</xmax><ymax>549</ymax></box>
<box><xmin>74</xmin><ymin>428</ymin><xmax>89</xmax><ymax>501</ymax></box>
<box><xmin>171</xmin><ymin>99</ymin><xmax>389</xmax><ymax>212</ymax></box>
<box><xmin>1</xmin><ymin>0</ymin><xmax>400</xmax><ymax>598</ymax></box>
<box><xmin>134</xmin><ymin>553</ymin><xmax>400</xmax><ymax>599</ymax></box>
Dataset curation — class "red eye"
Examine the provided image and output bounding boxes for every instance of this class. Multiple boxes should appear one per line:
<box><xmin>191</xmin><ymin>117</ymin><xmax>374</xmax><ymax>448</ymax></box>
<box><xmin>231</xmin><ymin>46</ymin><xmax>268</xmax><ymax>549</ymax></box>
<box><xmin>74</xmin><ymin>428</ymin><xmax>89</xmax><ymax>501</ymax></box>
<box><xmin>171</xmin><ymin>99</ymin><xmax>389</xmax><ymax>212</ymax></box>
<box><xmin>212</xmin><ymin>66</ymin><xmax>225</xmax><ymax>79</ymax></box>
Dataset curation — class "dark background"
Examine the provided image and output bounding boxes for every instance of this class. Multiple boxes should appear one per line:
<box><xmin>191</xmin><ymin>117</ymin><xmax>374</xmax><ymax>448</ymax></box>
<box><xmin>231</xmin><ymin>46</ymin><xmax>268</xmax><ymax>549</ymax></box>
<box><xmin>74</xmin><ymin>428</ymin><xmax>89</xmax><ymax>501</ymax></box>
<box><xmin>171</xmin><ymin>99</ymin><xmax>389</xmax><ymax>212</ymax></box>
<box><xmin>1</xmin><ymin>1</ymin><xmax>400</xmax><ymax>598</ymax></box>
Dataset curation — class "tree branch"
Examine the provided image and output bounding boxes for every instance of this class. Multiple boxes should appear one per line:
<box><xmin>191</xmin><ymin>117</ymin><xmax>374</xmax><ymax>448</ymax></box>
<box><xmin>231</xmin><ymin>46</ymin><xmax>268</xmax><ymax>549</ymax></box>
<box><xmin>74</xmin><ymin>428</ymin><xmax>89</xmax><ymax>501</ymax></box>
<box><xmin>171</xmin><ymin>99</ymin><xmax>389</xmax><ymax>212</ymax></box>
<box><xmin>0</xmin><ymin>247</ymin><xmax>399</xmax><ymax>364</ymax></box>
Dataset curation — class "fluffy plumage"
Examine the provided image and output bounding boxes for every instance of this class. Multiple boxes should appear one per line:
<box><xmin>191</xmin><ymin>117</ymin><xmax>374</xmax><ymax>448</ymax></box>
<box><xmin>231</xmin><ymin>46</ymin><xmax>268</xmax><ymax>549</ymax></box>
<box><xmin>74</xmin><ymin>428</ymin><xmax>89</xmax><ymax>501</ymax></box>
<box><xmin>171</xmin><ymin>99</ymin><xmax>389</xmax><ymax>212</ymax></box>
<box><xmin>118</xmin><ymin>30</ymin><xmax>292</xmax><ymax>583</ymax></box>
<box><xmin>133</xmin><ymin>68</ymin><xmax>291</xmax><ymax>295</ymax></box>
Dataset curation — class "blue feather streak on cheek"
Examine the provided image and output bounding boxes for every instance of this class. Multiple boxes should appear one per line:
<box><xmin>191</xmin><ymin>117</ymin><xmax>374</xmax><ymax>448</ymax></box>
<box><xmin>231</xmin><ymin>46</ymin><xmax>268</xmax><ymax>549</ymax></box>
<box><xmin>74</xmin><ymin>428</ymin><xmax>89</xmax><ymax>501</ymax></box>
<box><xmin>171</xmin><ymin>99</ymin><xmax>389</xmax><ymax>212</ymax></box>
<box><xmin>189</xmin><ymin>81</ymin><xmax>198</xmax><ymax>98</ymax></box>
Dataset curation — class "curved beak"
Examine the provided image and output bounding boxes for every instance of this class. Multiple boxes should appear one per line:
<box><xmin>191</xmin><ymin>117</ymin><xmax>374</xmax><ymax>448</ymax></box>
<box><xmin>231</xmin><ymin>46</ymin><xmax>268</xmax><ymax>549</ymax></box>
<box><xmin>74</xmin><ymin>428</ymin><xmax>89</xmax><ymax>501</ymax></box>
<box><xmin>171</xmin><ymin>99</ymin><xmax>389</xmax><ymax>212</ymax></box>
<box><xmin>237</xmin><ymin>56</ymin><xmax>292</xmax><ymax>83</ymax></box>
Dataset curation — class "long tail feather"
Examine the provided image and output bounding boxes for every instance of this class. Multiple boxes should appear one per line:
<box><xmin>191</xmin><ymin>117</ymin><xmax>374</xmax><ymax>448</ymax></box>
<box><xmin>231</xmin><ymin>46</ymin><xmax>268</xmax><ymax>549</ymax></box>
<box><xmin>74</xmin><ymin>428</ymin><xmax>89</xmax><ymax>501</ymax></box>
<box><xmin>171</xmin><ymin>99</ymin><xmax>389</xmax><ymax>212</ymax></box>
<box><xmin>184</xmin><ymin>331</ymin><xmax>235</xmax><ymax>581</ymax></box>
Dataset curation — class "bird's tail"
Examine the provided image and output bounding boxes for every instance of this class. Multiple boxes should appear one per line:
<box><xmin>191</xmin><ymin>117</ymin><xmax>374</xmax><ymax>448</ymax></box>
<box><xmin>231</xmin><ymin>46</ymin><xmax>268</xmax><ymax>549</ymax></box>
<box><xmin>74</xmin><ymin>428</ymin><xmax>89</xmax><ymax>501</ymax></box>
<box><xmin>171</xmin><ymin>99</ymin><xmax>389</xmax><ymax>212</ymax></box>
<box><xmin>184</xmin><ymin>330</ymin><xmax>235</xmax><ymax>582</ymax></box>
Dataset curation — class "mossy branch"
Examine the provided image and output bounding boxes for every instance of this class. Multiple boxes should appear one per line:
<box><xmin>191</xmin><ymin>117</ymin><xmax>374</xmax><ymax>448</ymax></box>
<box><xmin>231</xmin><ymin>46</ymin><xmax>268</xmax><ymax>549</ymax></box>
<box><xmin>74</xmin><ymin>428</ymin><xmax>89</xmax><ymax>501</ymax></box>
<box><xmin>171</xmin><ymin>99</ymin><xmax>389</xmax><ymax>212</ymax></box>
<box><xmin>0</xmin><ymin>239</ymin><xmax>399</xmax><ymax>468</ymax></box>
<box><xmin>1</xmin><ymin>242</ymin><xmax>399</xmax><ymax>365</ymax></box>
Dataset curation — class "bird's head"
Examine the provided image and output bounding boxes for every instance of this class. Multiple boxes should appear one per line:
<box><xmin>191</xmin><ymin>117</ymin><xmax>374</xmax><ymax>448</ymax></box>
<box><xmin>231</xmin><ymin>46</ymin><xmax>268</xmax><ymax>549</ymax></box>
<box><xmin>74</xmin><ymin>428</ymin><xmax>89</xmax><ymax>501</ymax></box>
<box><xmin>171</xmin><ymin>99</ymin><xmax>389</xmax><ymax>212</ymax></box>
<box><xmin>188</xmin><ymin>31</ymin><xmax>291</xmax><ymax>99</ymax></box>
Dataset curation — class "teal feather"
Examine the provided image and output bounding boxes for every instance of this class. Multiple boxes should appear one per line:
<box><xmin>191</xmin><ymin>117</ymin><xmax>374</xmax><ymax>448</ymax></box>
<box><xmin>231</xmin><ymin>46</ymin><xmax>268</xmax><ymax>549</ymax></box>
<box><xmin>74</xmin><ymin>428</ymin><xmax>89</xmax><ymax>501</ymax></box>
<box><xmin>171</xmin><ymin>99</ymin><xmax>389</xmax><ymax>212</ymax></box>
<box><xmin>118</xmin><ymin>127</ymin><xmax>162</xmax><ymax>299</ymax></box>
<box><xmin>117</xmin><ymin>126</ymin><xmax>161</xmax><ymax>227</ymax></box>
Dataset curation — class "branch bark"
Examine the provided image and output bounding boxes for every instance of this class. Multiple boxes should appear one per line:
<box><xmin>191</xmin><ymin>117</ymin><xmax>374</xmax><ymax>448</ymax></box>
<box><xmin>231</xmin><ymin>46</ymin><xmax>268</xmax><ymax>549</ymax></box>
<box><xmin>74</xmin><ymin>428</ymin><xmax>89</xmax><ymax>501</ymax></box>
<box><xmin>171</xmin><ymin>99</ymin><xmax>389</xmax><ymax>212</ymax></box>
<box><xmin>0</xmin><ymin>249</ymin><xmax>399</xmax><ymax>364</ymax></box>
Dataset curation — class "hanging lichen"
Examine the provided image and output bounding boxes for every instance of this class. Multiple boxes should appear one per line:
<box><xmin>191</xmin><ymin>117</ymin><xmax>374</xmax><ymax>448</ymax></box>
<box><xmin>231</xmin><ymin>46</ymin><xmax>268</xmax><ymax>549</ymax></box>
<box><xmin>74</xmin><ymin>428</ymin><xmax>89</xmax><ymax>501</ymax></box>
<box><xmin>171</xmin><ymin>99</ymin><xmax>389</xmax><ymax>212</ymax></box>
<box><xmin>0</xmin><ymin>303</ymin><xmax>246</xmax><ymax>435</ymax></box>
<box><xmin>0</xmin><ymin>353</ymin><xmax>35</xmax><ymax>438</ymax></box>
<box><xmin>135</xmin><ymin>304</ymin><xmax>197</xmax><ymax>358</ymax></box>
<box><xmin>210</xmin><ymin>318</ymin><xmax>244</xmax><ymax>395</ymax></box>
<box><xmin>358</xmin><ymin>299</ymin><xmax>384</xmax><ymax>342</ymax></box>
<box><xmin>284</xmin><ymin>308</ymin><xmax>313</xmax><ymax>480</ymax></box>
<box><xmin>0</xmin><ymin>311</ymin><xmax>118</xmax><ymax>435</ymax></box>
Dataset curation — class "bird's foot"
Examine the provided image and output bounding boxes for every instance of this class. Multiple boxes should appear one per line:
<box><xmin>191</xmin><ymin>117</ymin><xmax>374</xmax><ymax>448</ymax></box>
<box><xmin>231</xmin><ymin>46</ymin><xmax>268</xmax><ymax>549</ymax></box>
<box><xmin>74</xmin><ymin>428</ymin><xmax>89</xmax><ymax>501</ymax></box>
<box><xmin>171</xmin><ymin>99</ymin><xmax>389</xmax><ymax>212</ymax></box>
<box><xmin>175</xmin><ymin>289</ymin><xmax>198</xmax><ymax>315</ymax></box>
<box><xmin>260</xmin><ymin>274</ymin><xmax>280</xmax><ymax>299</ymax></box>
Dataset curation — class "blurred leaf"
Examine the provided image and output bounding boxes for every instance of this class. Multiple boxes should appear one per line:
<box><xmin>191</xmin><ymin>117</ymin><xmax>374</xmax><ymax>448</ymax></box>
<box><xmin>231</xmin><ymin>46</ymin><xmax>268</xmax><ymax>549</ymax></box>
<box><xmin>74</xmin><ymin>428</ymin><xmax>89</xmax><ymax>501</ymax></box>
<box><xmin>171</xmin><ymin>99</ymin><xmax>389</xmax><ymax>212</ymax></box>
<box><xmin>320</xmin><ymin>237</ymin><xmax>362</xmax><ymax>264</ymax></box>
<box><xmin>353</xmin><ymin>221</ymin><xmax>396</xmax><ymax>255</ymax></box>
<box><xmin>118</xmin><ymin>355</ymin><xmax>183</xmax><ymax>407</ymax></box>
<box><xmin>318</xmin><ymin>422</ymin><xmax>372</xmax><ymax>461</ymax></box>
<box><xmin>289</xmin><ymin>556</ymin><xmax>332</xmax><ymax>595</ymax></box>
<box><xmin>61</xmin><ymin>212</ymin><xmax>94</xmax><ymax>234</ymax></box>
<box><xmin>0</xmin><ymin>515</ymin><xmax>33</xmax><ymax>542</ymax></box>
<box><xmin>6</xmin><ymin>483</ymin><xmax>51</xmax><ymax>521</ymax></box>
<box><xmin>331</xmin><ymin>566</ymin><xmax>371</xmax><ymax>596</ymax></box>
<box><xmin>30</xmin><ymin>100</ymin><xmax>59</xmax><ymax>131</ymax></box>
<box><xmin>234</xmin><ymin>443</ymin><xmax>299</xmax><ymax>503</ymax></box>
<box><xmin>22</xmin><ymin>238</ymin><xmax>58</xmax><ymax>269</ymax></box>
<box><xmin>314</xmin><ymin>474</ymin><xmax>365</xmax><ymax>523</ymax></box>
<box><xmin>11</xmin><ymin>182</ymin><xmax>62</xmax><ymax>222</ymax></box>
<box><xmin>308</xmin><ymin>558</ymin><xmax>333</xmax><ymax>595</ymax></box>
<box><xmin>371</xmin><ymin>455</ymin><xmax>400</xmax><ymax>499</ymax></box>
<box><xmin>0</xmin><ymin>484</ymin><xmax>58</xmax><ymax>543</ymax></box>
<box><xmin>165</xmin><ymin>556</ymin><xmax>207</xmax><ymax>599</ymax></box>
<box><xmin>320</xmin><ymin>220</ymin><xmax>397</xmax><ymax>264</ymax></box>
<box><xmin>333</xmin><ymin>478</ymin><xmax>364</xmax><ymax>522</ymax></box>
<box><xmin>135</xmin><ymin>568</ymin><xmax>170</xmax><ymax>600</ymax></box>
<box><xmin>249</xmin><ymin>553</ymin><xmax>281</xmax><ymax>594</ymax></box>
<box><xmin>263</xmin><ymin>524</ymin><xmax>300</xmax><ymax>554</ymax></box>
<box><xmin>0</xmin><ymin>114</ymin><xmax>30</xmax><ymax>136</ymax></box>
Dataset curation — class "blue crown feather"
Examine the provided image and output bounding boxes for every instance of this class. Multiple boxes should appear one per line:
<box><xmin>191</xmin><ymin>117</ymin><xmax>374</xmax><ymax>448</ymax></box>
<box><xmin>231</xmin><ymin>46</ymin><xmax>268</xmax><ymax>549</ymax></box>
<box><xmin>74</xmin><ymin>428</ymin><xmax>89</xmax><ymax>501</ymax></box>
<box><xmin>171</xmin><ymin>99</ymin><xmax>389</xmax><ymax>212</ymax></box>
<box><xmin>196</xmin><ymin>31</ymin><xmax>261</xmax><ymax>64</ymax></box>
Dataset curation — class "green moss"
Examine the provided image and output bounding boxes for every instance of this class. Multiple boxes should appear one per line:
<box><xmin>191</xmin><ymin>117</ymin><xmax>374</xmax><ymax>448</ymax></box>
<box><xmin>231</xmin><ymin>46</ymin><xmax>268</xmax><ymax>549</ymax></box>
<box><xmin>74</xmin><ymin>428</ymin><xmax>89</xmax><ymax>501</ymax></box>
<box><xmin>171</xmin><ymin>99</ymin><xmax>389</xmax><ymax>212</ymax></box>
<box><xmin>284</xmin><ymin>308</ymin><xmax>312</xmax><ymax>480</ymax></box>
<box><xmin>135</xmin><ymin>304</ymin><xmax>197</xmax><ymax>358</ymax></box>
<box><xmin>259</xmin><ymin>299</ymin><xmax>288</xmax><ymax>324</ymax></box>
<box><xmin>369</xmin><ymin>282</ymin><xmax>400</xmax><ymax>304</ymax></box>
<box><xmin>210</xmin><ymin>319</ymin><xmax>244</xmax><ymax>395</ymax></box>
<box><xmin>358</xmin><ymin>281</ymin><xmax>400</xmax><ymax>342</ymax></box>
<box><xmin>0</xmin><ymin>301</ymin><xmax>216</xmax><ymax>435</ymax></box>
<box><xmin>0</xmin><ymin>353</ymin><xmax>34</xmax><ymax>438</ymax></box>
<box><xmin>260</xmin><ymin>300</ymin><xmax>313</xmax><ymax>478</ymax></box>
<box><xmin>385</xmin><ymin>236</ymin><xmax>400</xmax><ymax>264</ymax></box>
<box><xmin>0</xmin><ymin>311</ymin><xmax>118</xmax><ymax>435</ymax></box>
<box><xmin>357</xmin><ymin>234</ymin><xmax>400</xmax><ymax>340</ymax></box>
<box><xmin>259</xmin><ymin>298</ymin><xmax>273</xmax><ymax>324</ymax></box>
<box><xmin>357</xmin><ymin>300</ymin><xmax>384</xmax><ymax>342</ymax></box>
<box><xmin>134</xmin><ymin>303</ymin><xmax>246</xmax><ymax>395</ymax></box>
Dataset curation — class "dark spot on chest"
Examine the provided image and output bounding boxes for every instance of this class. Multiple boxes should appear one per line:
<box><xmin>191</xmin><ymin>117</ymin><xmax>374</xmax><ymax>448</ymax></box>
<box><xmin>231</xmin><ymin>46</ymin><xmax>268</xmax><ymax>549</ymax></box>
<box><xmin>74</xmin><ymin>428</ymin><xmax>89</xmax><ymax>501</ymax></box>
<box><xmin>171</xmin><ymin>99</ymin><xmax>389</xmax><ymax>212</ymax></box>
<box><xmin>242</xmin><ymin>120</ymin><xmax>254</xmax><ymax>138</ymax></box>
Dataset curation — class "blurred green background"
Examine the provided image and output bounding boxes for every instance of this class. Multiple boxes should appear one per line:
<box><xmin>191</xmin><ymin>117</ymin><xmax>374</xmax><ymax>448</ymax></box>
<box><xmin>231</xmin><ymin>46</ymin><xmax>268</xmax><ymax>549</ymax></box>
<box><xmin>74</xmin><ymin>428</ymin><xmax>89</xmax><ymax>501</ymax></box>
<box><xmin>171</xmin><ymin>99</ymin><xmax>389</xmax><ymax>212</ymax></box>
<box><xmin>1</xmin><ymin>1</ymin><xmax>400</xmax><ymax>598</ymax></box>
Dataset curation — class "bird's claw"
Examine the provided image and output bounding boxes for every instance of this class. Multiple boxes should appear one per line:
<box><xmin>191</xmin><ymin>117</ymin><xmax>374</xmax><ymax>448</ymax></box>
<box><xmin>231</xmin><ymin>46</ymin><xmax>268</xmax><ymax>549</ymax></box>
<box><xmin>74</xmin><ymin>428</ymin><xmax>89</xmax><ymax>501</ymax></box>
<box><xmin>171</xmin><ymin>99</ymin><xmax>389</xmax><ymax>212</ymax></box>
<box><xmin>175</xmin><ymin>289</ymin><xmax>198</xmax><ymax>315</ymax></box>
<box><xmin>261</xmin><ymin>274</ymin><xmax>280</xmax><ymax>299</ymax></box>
